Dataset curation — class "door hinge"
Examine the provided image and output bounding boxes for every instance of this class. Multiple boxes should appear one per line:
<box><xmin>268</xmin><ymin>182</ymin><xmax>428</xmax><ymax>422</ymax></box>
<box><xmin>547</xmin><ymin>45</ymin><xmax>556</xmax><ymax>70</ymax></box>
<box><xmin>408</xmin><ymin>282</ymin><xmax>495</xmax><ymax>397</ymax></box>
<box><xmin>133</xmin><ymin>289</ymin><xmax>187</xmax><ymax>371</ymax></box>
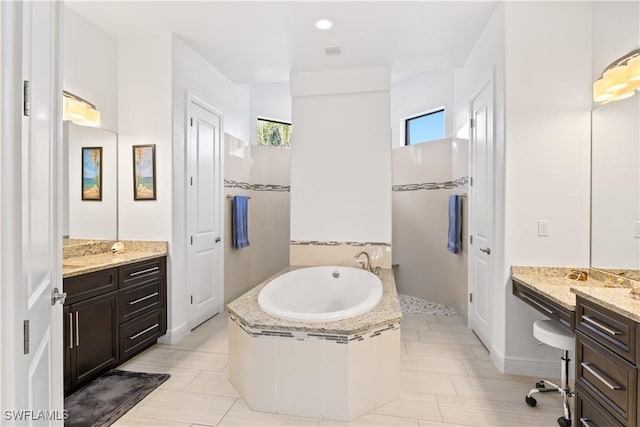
<box><xmin>470</xmin><ymin>235</ymin><xmax>473</xmax><ymax>245</ymax></box>
<box><xmin>23</xmin><ymin>81</ymin><xmax>31</xmax><ymax>117</ymax></box>
<box><xmin>469</xmin><ymin>293</ymin><xmax>473</xmax><ymax>303</ymax></box>
<box><xmin>190</xmin><ymin>295</ymin><xmax>193</xmax><ymax>304</ymax></box>
<box><xmin>469</xmin><ymin>118</ymin><xmax>474</xmax><ymax>129</ymax></box>
<box><xmin>23</xmin><ymin>320</ymin><xmax>30</xmax><ymax>354</ymax></box>
<box><xmin>470</xmin><ymin>177</ymin><xmax>473</xmax><ymax>186</ymax></box>
<box><xmin>190</xmin><ymin>117</ymin><xmax>193</xmax><ymax>127</ymax></box>
<box><xmin>190</xmin><ymin>236</ymin><xmax>193</xmax><ymax>245</ymax></box>
<box><xmin>190</xmin><ymin>177</ymin><xmax>193</xmax><ymax>186</ymax></box>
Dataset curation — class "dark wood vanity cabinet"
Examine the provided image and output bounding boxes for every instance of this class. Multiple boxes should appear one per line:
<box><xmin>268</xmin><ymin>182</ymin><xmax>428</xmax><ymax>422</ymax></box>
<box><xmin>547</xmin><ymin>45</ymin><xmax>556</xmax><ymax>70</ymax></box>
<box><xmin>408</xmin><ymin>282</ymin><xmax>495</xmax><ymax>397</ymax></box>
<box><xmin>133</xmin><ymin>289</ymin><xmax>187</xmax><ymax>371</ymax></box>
<box><xmin>574</xmin><ymin>296</ymin><xmax>638</xmax><ymax>427</ymax></box>
<box><xmin>63</xmin><ymin>257</ymin><xmax>167</xmax><ymax>396</ymax></box>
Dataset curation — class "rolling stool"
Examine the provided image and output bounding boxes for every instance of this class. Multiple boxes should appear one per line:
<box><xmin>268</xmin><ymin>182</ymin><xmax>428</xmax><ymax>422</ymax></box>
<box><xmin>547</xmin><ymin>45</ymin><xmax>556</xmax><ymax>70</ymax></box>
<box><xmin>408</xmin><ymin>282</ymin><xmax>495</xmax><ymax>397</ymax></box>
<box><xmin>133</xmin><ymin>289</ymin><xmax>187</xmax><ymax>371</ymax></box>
<box><xmin>525</xmin><ymin>319</ymin><xmax>574</xmax><ymax>427</ymax></box>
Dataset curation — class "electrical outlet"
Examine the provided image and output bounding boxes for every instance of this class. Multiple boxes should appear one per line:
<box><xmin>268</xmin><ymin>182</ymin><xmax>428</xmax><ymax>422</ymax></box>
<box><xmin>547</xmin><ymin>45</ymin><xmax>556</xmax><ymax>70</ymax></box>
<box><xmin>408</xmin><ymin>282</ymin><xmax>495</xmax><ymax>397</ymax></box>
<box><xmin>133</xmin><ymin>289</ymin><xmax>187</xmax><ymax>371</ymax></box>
<box><xmin>634</xmin><ymin>221</ymin><xmax>640</xmax><ymax>238</ymax></box>
<box><xmin>538</xmin><ymin>220</ymin><xmax>549</xmax><ymax>237</ymax></box>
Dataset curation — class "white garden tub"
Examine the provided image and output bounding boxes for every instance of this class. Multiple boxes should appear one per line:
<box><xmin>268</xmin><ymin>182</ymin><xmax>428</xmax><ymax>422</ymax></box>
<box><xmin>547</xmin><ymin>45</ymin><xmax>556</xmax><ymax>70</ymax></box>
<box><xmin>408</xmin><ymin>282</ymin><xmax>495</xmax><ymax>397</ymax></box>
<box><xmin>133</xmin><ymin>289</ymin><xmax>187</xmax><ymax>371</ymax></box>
<box><xmin>257</xmin><ymin>266</ymin><xmax>383</xmax><ymax>322</ymax></box>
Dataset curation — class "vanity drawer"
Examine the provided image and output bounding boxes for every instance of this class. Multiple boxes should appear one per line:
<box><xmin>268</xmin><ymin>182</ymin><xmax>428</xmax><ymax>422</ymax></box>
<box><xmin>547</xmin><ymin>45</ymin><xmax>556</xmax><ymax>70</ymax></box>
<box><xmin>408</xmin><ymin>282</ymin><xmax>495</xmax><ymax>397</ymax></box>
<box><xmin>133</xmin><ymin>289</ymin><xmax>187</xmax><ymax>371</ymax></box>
<box><xmin>119</xmin><ymin>309</ymin><xmax>164</xmax><ymax>362</ymax></box>
<box><xmin>119</xmin><ymin>277</ymin><xmax>164</xmax><ymax>324</ymax></box>
<box><xmin>576</xmin><ymin>330</ymin><xmax>637</xmax><ymax>426</ymax></box>
<box><xmin>576</xmin><ymin>385</ymin><xmax>625</xmax><ymax>427</ymax></box>
<box><xmin>577</xmin><ymin>296</ymin><xmax>636</xmax><ymax>363</ymax></box>
<box><xmin>119</xmin><ymin>257</ymin><xmax>165</xmax><ymax>288</ymax></box>
<box><xmin>64</xmin><ymin>267</ymin><xmax>118</xmax><ymax>305</ymax></box>
<box><xmin>512</xmin><ymin>279</ymin><xmax>574</xmax><ymax>330</ymax></box>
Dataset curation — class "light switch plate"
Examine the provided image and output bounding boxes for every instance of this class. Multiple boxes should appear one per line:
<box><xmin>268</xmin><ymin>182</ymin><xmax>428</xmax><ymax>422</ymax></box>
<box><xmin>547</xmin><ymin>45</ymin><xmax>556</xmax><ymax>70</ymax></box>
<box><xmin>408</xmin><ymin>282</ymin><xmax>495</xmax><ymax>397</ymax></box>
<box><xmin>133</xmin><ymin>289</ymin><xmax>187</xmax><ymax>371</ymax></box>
<box><xmin>634</xmin><ymin>221</ymin><xmax>640</xmax><ymax>238</ymax></box>
<box><xmin>538</xmin><ymin>220</ymin><xmax>549</xmax><ymax>237</ymax></box>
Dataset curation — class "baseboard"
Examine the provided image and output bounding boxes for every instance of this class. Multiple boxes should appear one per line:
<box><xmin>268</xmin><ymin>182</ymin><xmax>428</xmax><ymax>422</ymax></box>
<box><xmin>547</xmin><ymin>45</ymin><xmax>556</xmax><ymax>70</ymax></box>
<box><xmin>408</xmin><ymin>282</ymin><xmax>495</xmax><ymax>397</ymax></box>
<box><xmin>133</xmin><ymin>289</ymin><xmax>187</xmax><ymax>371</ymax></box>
<box><xmin>503</xmin><ymin>355</ymin><xmax>571</xmax><ymax>379</ymax></box>
<box><xmin>158</xmin><ymin>321</ymin><xmax>189</xmax><ymax>345</ymax></box>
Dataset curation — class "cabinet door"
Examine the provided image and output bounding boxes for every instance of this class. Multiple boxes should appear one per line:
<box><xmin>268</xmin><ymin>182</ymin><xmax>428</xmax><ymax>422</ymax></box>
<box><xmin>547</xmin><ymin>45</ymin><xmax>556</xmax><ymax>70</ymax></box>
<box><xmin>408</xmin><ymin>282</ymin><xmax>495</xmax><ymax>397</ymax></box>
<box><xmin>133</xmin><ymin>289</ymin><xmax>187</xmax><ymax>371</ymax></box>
<box><xmin>72</xmin><ymin>291</ymin><xmax>119</xmax><ymax>388</ymax></box>
<box><xmin>63</xmin><ymin>305</ymin><xmax>73</xmax><ymax>396</ymax></box>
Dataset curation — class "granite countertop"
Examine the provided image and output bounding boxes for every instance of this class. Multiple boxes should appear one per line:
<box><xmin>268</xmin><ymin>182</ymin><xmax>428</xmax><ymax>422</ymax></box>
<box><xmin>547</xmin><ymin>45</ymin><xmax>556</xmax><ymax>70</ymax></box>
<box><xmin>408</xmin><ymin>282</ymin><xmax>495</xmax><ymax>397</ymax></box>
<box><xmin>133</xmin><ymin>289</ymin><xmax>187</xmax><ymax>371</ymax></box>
<box><xmin>227</xmin><ymin>266</ymin><xmax>402</xmax><ymax>335</ymax></box>
<box><xmin>63</xmin><ymin>240</ymin><xmax>168</xmax><ymax>278</ymax></box>
<box><xmin>511</xmin><ymin>266</ymin><xmax>626</xmax><ymax>311</ymax></box>
<box><xmin>571</xmin><ymin>286</ymin><xmax>640</xmax><ymax>323</ymax></box>
<box><xmin>512</xmin><ymin>265</ymin><xmax>640</xmax><ymax>323</ymax></box>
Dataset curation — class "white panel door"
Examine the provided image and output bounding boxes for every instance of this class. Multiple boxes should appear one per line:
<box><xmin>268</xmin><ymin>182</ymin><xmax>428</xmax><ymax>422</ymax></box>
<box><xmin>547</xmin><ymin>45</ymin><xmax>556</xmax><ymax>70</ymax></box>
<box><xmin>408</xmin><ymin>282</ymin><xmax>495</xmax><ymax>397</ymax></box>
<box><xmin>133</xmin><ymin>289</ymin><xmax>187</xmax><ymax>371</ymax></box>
<box><xmin>187</xmin><ymin>99</ymin><xmax>223</xmax><ymax>329</ymax></box>
<box><xmin>8</xmin><ymin>1</ymin><xmax>64</xmax><ymax>424</ymax></box>
<box><xmin>469</xmin><ymin>82</ymin><xmax>494</xmax><ymax>350</ymax></box>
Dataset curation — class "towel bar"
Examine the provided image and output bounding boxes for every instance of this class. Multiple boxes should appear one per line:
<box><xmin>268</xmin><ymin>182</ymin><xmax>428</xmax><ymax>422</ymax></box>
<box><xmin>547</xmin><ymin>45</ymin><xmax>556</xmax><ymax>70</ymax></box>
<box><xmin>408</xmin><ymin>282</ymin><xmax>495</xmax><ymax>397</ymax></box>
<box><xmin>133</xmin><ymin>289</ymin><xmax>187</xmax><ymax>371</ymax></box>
<box><xmin>226</xmin><ymin>194</ymin><xmax>251</xmax><ymax>199</ymax></box>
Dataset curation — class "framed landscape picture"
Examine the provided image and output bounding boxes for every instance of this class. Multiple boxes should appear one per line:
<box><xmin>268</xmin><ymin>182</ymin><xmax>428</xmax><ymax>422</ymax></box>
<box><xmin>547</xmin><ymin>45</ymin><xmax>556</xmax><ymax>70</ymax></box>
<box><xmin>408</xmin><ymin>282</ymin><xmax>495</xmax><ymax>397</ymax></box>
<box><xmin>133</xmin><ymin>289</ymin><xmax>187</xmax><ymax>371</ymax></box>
<box><xmin>82</xmin><ymin>146</ymin><xmax>102</xmax><ymax>201</ymax></box>
<box><xmin>132</xmin><ymin>144</ymin><xmax>156</xmax><ymax>201</ymax></box>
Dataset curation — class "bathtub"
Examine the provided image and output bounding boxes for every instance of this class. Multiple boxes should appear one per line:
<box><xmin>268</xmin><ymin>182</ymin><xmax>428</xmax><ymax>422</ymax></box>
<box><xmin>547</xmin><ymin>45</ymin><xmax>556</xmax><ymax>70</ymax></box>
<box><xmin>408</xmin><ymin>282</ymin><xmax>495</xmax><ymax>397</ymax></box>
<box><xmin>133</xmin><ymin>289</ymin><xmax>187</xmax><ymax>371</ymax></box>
<box><xmin>257</xmin><ymin>266</ymin><xmax>383</xmax><ymax>322</ymax></box>
<box><xmin>228</xmin><ymin>267</ymin><xmax>401</xmax><ymax>421</ymax></box>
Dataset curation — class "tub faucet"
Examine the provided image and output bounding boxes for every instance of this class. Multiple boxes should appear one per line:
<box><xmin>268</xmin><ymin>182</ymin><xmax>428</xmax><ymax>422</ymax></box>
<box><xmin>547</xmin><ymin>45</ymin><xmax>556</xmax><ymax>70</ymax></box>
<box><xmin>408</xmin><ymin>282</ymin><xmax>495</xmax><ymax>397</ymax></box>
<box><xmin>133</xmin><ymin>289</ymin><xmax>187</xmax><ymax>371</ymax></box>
<box><xmin>355</xmin><ymin>251</ymin><xmax>380</xmax><ymax>275</ymax></box>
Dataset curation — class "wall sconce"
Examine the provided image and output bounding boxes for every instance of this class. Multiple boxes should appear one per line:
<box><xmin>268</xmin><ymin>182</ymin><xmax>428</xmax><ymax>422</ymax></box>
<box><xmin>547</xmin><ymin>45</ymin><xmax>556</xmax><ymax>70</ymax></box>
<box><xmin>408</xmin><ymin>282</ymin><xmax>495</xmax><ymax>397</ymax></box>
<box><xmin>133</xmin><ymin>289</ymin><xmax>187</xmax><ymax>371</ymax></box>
<box><xmin>593</xmin><ymin>48</ymin><xmax>640</xmax><ymax>103</ymax></box>
<box><xmin>62</xmin><ymin>91</ymin><xmax>101</xmax><ymax>127</ymax></box>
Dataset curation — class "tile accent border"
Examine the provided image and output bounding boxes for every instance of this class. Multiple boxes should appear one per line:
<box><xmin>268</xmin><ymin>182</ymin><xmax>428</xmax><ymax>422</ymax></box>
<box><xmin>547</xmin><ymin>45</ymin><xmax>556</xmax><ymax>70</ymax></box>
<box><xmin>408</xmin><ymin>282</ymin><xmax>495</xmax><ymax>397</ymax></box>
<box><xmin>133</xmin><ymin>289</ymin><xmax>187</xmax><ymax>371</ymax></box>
<box><xmin>290</xmin><ymin>240</ymin><xmax>391</xmax><ymax>247</ymax></box>
<box><xmin>392</xmin><ymin>175</ymin><xmax>469</xmax><ymax>192</ymax></box>
<box><xmin>290</xmin><ymin>241</ymin><xmax>392</xmax><ymax>268</ymax></box>
<box><xmin>230</xmin><ymin>314</ymin><xmax>400</xmax><ymax>344</ymax></box>
<box><xmin>224</xmin><ymin>179</ymin><xmax>290</xmax><ymax>192</ymax></box>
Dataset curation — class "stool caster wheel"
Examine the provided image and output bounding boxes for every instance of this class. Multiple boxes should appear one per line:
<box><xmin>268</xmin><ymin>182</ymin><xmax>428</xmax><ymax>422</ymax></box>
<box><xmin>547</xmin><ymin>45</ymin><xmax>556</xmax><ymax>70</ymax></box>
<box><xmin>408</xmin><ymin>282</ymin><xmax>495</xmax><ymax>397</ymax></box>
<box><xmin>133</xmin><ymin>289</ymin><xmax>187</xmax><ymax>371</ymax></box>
<box><xmin>525</xmin><ymin>396</ymin><xmax>537</xmax><ymax>407</ymax></box>
<box><xmin>557</xmin><ymin>416</ymin><xmax>571</xmax><ymax>427</ymax></box>
<box><xmin>536</xmin><ymin>381</ymin><xmax>545</xmax><ymax>388</ymax></box>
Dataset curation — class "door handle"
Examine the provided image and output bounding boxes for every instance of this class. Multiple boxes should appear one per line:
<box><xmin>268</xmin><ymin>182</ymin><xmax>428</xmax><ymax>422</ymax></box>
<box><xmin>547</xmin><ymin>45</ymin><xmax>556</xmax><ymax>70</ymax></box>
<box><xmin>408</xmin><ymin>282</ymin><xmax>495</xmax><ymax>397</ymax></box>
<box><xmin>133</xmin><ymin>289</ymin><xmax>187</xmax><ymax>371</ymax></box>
<box><xmin>480</xmin><ymin>247</ymin><xmax>491</xmax><ymax>255</ymax></box>
<box><xmin>215</xmin><ymin>237</ymin><xmax>221</xmax><ymax>243</ymax></box>
<box><xmin>68</xmin><ymin>313</ymin><xmax>74</xmax><ymax>350</ymax></box>
<box><xmin>51</xmin><ymin>287</ymin><xmax>67</xmax><ymax>305</ymax></box>
<box><xmin>75</xmin><ymin>311</ymin><xmax>80</xmax><ymax>347</ymax></box>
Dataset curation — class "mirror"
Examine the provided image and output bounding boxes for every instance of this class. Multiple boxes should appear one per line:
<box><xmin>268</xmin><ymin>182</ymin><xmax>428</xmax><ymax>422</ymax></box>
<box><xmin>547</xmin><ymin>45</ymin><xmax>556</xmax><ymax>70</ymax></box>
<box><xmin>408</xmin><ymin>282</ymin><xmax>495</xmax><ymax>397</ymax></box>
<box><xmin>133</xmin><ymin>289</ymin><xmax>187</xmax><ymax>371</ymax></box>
<box><xmin>591</xmin><ymin>95</ymin><xmax>640</xmax><ymax>274</ymax></box>
<box><xmin>63</xmin><ymin>122</ymin><xmax>118</xmax><ymax>242</ymax></box>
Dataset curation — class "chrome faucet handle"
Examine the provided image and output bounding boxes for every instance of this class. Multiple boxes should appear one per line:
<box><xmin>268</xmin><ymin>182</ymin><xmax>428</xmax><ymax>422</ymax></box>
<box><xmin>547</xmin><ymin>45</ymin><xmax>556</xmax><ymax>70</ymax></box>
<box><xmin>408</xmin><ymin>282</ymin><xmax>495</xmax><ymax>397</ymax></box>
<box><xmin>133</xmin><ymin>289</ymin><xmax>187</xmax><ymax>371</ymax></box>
<box><xmin>356</xmin><ymin>259</ymin><xmax>367</xmax><ymax>269</ymax></box>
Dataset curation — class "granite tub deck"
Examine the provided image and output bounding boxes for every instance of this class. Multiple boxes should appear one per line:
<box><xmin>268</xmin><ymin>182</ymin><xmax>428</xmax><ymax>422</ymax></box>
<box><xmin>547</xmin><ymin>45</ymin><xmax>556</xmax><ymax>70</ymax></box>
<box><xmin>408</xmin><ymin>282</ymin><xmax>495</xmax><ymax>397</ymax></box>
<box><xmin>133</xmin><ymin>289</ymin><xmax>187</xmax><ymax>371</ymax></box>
<box><xmin>512</xmin><ymin>265</ymin><xmax>640</xmax><ymax>323</ymax></box>
<box><xmin>62</xmin><ymin>240</ymin><xmax>168</xmax><ymax>278</ymax></box>
<box><xmin>227</xmin><ymin>266</ymin><xmax>402</xmax><ymax>421</ymax></box>
<box><xmin>227</xmin><ymin>266</ymin><xmax>402</xmax><ymax>335</ymax></box>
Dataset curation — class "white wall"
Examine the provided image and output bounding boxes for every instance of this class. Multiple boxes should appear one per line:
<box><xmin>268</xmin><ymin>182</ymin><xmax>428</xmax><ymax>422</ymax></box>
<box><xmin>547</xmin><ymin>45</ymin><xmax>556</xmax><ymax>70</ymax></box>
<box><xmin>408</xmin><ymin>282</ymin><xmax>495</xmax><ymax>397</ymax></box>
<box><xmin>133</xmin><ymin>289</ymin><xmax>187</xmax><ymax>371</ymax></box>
<box><xmin>503</xmin><ymin>2</ymin><xmax>592</xmax><ymax>375</ymax></box>
<box><xmin>117</xmin><ymin>33</ymin><xmax>172</xmax><ymax>241</ymax></box>
<box><xmin>170</xmin><ymin>35</ymin><xmax>250</xmax><ymax>341</ymax></box>
<box><xmin>249</xmin><ymin>82</ymin><xmax>291</xmax><ymax>145</ymax></box>
<box><xmin>63</xmin><ymin>6</ymin><xmax>117</xmax><ymax>132</ymax></box>
<box><xmin>290</xmin><ymin>67</ymin><xmax>392</xmax><ymax>244</ymax></box>
<box><xmin>454</xmin><ymin>2</ymin><xmax>508</xmax><ymax>366</ymax></box>
<box><xmin>391</xmin><ymin>69</ymin><xmax>454</xmax><ymax>148</ymax></box>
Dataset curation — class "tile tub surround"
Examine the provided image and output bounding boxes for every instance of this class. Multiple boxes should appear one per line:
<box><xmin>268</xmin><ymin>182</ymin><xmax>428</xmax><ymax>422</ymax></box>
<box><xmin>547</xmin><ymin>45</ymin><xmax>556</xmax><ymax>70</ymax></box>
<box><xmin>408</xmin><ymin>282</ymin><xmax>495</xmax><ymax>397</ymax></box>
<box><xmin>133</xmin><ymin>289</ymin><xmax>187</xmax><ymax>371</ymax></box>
<box><xmin>227</xmin><ymin>267</ymin><xmax>401</xmax><ymax>421</ymax></box>
<box><xmin>63</xmin><ymin>240</ymin><xmax>168</xmax><ymax>278</ymax></box>
<box><xmin>290</xmin><ymin>241</ymin><xmax>392</xmax><ymax>270</ymax></box>
<box><xmin>511</xmin><ymin>266</ymin><xmax>632</xmax><ymax>310</ymax></box>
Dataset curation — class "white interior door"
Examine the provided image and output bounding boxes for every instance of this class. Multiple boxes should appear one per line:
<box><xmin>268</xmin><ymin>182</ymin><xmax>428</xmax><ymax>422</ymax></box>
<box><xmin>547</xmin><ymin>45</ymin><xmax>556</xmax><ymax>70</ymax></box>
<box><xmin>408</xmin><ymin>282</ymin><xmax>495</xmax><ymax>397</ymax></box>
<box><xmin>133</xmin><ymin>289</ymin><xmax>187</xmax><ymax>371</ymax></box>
<box><xmin>187</xmin><ymin>98</ymin><xmax>223</xmax><ymax>330</ymax></box>
<box><xmin>468</xmin><ymin>81</ymin><xmax>494</xmax><ymax>350</ymax></box>
<box><xmin>2</xmin><ymin>1</ymin><xmax>64</xmax><ymax>424</ymax></box>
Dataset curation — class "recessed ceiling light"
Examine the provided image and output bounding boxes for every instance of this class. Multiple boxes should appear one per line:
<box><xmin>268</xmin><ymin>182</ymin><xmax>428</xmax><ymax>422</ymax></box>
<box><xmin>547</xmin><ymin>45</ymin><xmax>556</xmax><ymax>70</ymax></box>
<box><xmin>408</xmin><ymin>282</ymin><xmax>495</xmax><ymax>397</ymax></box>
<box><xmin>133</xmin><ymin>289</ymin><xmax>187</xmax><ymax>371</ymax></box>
<box><xmin>315</xmin><ymin>18</ymin><xmax>333</xmax><ymax>30</ymax></box>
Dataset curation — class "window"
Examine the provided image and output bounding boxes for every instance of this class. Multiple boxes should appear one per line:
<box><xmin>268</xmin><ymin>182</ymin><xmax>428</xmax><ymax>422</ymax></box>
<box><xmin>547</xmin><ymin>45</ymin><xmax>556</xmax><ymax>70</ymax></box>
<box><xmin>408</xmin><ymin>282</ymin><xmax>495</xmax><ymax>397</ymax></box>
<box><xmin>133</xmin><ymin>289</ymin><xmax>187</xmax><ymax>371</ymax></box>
<box><xmin>405</xmin><ymin>109</ymin><xmax>445</xmax><ymax>145</ymax></box>
<box><xmin>257</xmin><ymin>118</ymin><xmax>291</xmax><ymax>147</ymax></box>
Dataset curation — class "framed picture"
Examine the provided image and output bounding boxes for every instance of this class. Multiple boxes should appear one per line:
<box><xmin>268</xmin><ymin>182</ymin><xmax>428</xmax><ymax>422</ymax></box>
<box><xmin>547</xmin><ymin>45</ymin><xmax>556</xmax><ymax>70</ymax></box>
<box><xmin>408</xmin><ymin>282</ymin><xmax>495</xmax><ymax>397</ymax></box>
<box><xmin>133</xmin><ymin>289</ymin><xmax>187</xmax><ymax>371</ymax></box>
<box><xmin>82</xmin><ymin>146</ymin><xmax>102</xmax><ymax>201</ymax></box>
<box><xmin>132</xmin><ymin>144</ymin><xmax>156</xmax><ymax>201</ymax></box>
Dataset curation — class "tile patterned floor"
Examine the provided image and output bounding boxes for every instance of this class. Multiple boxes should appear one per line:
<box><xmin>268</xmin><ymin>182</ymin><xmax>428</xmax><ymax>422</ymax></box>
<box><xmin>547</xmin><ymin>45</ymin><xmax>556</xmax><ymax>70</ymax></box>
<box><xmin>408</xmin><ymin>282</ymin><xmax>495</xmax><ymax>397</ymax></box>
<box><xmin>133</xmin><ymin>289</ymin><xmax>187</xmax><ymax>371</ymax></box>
<box><xmin>114</xmin><ymin>312</ymin><xmax>568</xmax><ymax>427</ymax></box>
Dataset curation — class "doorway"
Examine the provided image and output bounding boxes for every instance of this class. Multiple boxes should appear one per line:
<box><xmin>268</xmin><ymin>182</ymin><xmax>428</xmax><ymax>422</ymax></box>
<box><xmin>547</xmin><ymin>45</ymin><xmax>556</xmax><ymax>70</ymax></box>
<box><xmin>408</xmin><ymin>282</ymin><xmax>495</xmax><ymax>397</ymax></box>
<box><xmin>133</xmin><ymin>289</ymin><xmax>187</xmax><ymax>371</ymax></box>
<box><xmin>468</xmin><ymin>80</ymin><xmax>494</xmax><ymax>350</ymax></box>
<box><xmin>186</xmin><ymin>96</ymin><xmax>224</xmax><ymax>330</ymax></box>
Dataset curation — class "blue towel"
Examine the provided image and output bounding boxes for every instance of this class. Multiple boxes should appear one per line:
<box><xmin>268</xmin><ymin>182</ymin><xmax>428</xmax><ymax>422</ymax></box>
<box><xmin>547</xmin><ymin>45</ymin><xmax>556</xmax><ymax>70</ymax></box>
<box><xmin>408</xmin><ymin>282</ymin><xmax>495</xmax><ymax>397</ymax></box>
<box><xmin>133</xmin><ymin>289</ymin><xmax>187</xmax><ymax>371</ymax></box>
<box><xmin>232</xmin><ymin>196</ymin><xmax>250</xmax><ymax>249</ymax></box>
<box><xmin>447</xmin><ymin>194</ymin><xmax>462</xmax><ymax>254</ymax></box>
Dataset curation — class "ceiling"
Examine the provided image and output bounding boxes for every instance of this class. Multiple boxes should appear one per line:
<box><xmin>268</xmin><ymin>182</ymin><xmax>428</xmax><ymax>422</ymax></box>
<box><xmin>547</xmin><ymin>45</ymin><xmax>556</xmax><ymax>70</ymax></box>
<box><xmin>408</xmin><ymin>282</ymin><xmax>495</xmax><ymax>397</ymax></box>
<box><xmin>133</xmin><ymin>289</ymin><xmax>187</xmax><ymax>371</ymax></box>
<box><xmin>67</xmin><ymin>1</ymin><xmax>498</xmax><ymax>84</ymax></box>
